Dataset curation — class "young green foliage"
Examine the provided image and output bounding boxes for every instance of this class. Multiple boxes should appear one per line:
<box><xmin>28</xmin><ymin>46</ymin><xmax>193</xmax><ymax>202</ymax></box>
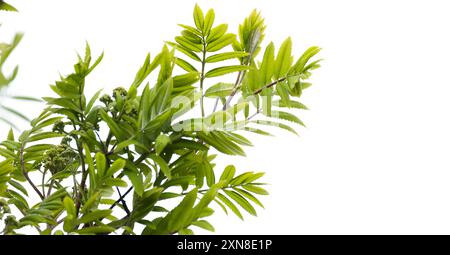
<box><xmin>0</xmin><ymin>4</ymin><xmax>320</xmax><ymax>235</ymax></box>
<box><xmin>0</xmin><ymin>24</ymin><xmax>40</xmax><ymax>128</ymax></box>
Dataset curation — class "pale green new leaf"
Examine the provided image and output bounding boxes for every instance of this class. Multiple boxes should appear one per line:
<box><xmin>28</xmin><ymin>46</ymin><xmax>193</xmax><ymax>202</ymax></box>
<box><xmin>290</xmin><ymin>46</ymin><xmax>321</xmax><ymax>75</ymax></box>
<box><xmin>206</xmin><ymin>24</ymin><xmax>228</xmax><ymax>43</ymax></box>
<box><xmin>206</xmin><ymin>34</ymin><xmax>236</xmax><ymax>52</ymax></box>
<box><xmin>274</xmin><ymin>37</ymin><xmax>293</xmax><ymax>79</ymax></box>
<box><xmin>193</xmin><ymin>4</ymin><xmax>204</xmax><ymax>31</ymax></box>
<box><xmin>203</xmin><ymin>9</ymin><xmax>215</xmax><ymax>35</ymax></box>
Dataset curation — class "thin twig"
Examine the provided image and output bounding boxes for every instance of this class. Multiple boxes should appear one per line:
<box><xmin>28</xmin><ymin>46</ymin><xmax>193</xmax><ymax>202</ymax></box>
<box><xmin>110</xmin><ymin>186</ymin><xmax>134</xmax><ymax>210</ymax></box>
<box><xmin>223</xmin><ymin>71</ymin><xmax>243</xmax><ymax>110</ymax></box>
<box><xmin>20</xmin><ymin>146</ymin><xmax>44</xmax><ymax>200</ymax></box>
<box><xmin>247</xmin><ymin>108</ymin><xmax>261</xmax><ymax>121</ymax></box>
<box><xmin>252</xmin><ymin>77</ymin><xmax>287</xmax><ymax>95</ymax></box>
<box><xmin>75</xmin><ymin>140</ymin><xmax>87</xmax><ymax>213</ymax></box>
<box><xmin>109</xmin><ymin>152</ymin><xmax>149</xmax><ymax>210</ymax></box>
<box><xmin>115</xmin><ymin>187</ymin><xmax>131</xmax><ymax>215</ymax></box>
<box><xmin>46</xmin><ymin>179</ymin><xmax>55</xmax><ymax>197</ymax></box>
<box><xmin>211</xmin><ymin>98</ymin><xmax>220</xmax><ymax>113</ymax></box>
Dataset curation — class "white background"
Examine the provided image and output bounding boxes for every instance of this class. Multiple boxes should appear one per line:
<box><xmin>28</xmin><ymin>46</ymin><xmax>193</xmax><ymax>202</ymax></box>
<box><xmin>2</xmin><ymin>0</ymin><xmax>450</xmax><ymax>234</ymax></box>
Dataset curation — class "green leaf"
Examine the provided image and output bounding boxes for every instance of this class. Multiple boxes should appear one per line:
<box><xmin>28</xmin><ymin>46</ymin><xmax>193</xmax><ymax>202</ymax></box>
<box><xmin>104</xmin><ymin>178</ymin><xmax>128</xmax><ymax>187</ymax></box>
<box><xmin>274</xmin><ymin>99</ymin><xmax>308</xmax><ymax>110</ymax></box>
<box><xmin>26</xmin><ymin>131</ymin><xmax>65</xmax><ymax>142</ymax></box>
<box><xmin>0</xmin><ymin>2</ymin><xmax>18</xmax><ymax>12</ymax></box>
<box><xmin>63</xmin><ymin>196</ymin><xmax>76</xmax><ymax>216</ymax></box>
<box><xmin>0</xmin><ymin>148</ymin><xmax>15</xmax><ymax>158</ymax></box>
<box><xmin>83</xmin><ymin>143</ymin><xmax>97</xmax><ymax>191</ymax></box>
<box><xmin>24</xmin><ymin>144</ymin><xmax>54</xmax><ymax>153</ymax></box>
<box><xmin>95</xmin><ymin>152</ymin><xmax>106</xmax><ymax>177</ymax></box>
<box><xmin>276</xmin><ymin>80</ymin><xmax>290</xmax><ymax>107</ymax></box>
<box><xmin>274</xmin><ymin>37</ymin><xmax>293</xmax><ymax>79</ymax></box>
<box><xmin>99</xmin><ymin>109</ymin><xmax>126</xmax><ymax>141</ymax></box>
<box><xmin>234</xmin><ymin>188</ymin><xmax>264</xmax><ymax>208</ymax></box>
<box><xmin>129</xmin><ymin>188</ymin><xmax>163</xmax><ymax>222</ymax></box>
<box><xmin>203</xmin><ymin>9</ymin><xmax>215</xmax><ymax>35</ymax></box>
<box><xmin>75</xmin><ymin>226</ymin><xmax>116</xmax><ymax>235</ymax></box>
<box><xmin>207</xmin><ymin>24</ymin><xmax>228</xmax><ymax>43</ymax></box>
<box><xmin>164</xmin><ymin>188</ymin><xmax>198</xmax><ymax>233</ymax></box>
<box><xmin>205</xmin><ymin>65</ymin><xmax>249</xmax><ymax>78</ymax></box>
<box><xmin>224</xmin><ymin>190</ymin><xmax>257</xmax><ymax>216</ymax></box>
<box><xmin>173</xmin><ymin>72</ymin><xmax>200</xmax><ymax>87</ymax></box>
<box><xmin>32</xmin><ymin>116</ymin><xmax>64</xmax><ymax>131</ymax></box>
<box><xmin>7</xmin><ymin>128</ymin><xmax>14</xmax><ymax>140</ymax></box>
<box><xmin>148</xmin><ymin>154</ymin><xmax>171</xmax><ymax>179</ymax></box>
<box><xmin>221</xmin><ymin>132</ymin><xmax>252</xmax><ymax>146</ymax></box>
<box><xmin>142</xmin><ymin>108</ymin><xmax>173</xmax><ymax>134</ymax></box>
<box><xmin>192</xmin><ymin>220</ymin><xmax>215</xmax><ymax>232</ymax></box>
<box><xmin>193</xmin><ymin>4</ymin><xmax>204</xmax><ymax>31</ymax></box>
<box><xmin>178</xmin><ymin>24</ymin><xmax>202</xmax><ymax>37</ymax></box>
<box><xmin>300</xmin><ymin>81</ymin><xmax>312</xmax><ymax>90</ymax></box>
<box><xmin>205</xmin><ymin>51</ymin><xmax>249</xmax><ymax>63</ymax></box>
<box><xmin>229</xmin><ymin>172</ymin><xmax>254</xmax><ymax>186</ymax></box>
<box><xmin>181</xmin><ymin>30</ymin><xmax>203</xmax><ymax>44</ymax></box>
<box><xmin>81</xmin><ymin>192</ymin><xmax>101</xmax><ymax>213</ymax></box>
<box><xmin>124</xmin><ymin>169</ymin><xmax>144</xmax><ymax>196</ymax></box>
<box><xmin>270</xmin><ymin>110</ymin><xmax>305</xmax><ymax>126</ymax></box>
<box><xmin>155</xmin><ymin>78</ymin><xmax>173</xmax><ymax>114</ymax></box>
<box><xmin>8</xmin><ymin>179</ymin><xmax>28</xmax><ymax>196</ymax></box>
<box><xmin>290</xmin><ymin>46</ymin><xmax>321</xmax><ymax>75</ymax></box>
<box><xmin>204</xmin><ymin>82</ymin><xmax>234</xmax><ymax>98</ymax></box>
<box><xmin>175</xmin><ymin>36</ymin><xmax>202</xmax><ymax>52</ymax></box>
<box><xmin>206</xmin><ymin>34</ymin><xmax>236</xmax><ymax>52</ymax></box>
<box><xmin>243</xmin><ymin>184</ymin><xmax>269</xmax><ymax>195</ymax></box>
<box><xmin>105</xmin><ymin>158</ymin><xmax>126</xmax><ymax>177</ymax></box>
<box><xmin>167</xmin><ymin>42</ymin><xmax>201</xmax><ymax>62</ymax></box>
<box><xmin>114</xmin><ymin>139</ymin><xmax>147</xmax><ymax>153</ymax></box>
<box><xmin>260</xmin><ymin>42</ymin><xmax>275</xmax><ymax>83</ymax></box>
<box><xmin>252</xmin><ymin>120</ymin><xmax>298</xmax><ymax>135</ymax></box>
<box><xmin>85</xmin><ymin>89</ymin><xmax>102</xmax><ymax>113</ymax></box>
<box><xmin>197</xmin><ymin>131</ymin><xmax>246</xmax><ymax>156</ymax></box>
<box><xmin>175</xmin><ymin>57</ymin><xmax>198</xmax><ymax>72</ymax></box>
<box><xmin>178</xmin><ymin>228</ymin><xmax>194</xmax><ymax>235</ymax></box>
<box><xmin>155</xmin><ymin>134</ymin><xmax>171</xmax><ymax>155</ymax></box>
<box><xmin>220</xmin><ymin>165</ymin><xmax>236</xmax><ymax>183</ymax></box>
<box><xmin>20</xmin><ymin>214</ymin><xmax>56</xmax><ymax>225</ymax></box>
<box><xmin>217</xmin><ymin>193</ymin><xmax>243</xmax><ymax>220</ymax></box>
<box><xmin>132</xmin><ymin>53</ymin><xmax>160</xmax><ymax>88</ymax></box>
<box><xmin>169</xmin><ymin>139</ymin><xmax>208</xmax><ymax>151</ymax></box>
<box><xmin>87</xmin><ymin>51</ymin><xmax>104</xmax><ymax>75</ymax></box>
<box><xmin>79</xmin><ymin>209</ymin><xmax>112</xmax><ymax>224</ymax></box>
